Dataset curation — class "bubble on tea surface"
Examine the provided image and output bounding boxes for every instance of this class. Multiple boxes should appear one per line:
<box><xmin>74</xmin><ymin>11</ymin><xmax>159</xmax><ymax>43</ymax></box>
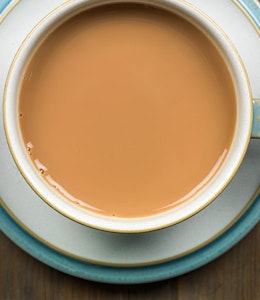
<box><xmin>34</xmin><ymin>158</ymin><xmax>48</xmax><ymax>175</ymax></box>
<box><xmin>26</xmin><ymin>141</ymin><xmax>34</xmax><ymax>155</ymax></box>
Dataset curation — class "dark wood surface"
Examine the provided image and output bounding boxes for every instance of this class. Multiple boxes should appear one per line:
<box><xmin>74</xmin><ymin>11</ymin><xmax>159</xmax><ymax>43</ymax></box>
<box><xmin>0</xmin><ymin>221</ymin><xmax>259</xmax><ymax>300</ymax></box>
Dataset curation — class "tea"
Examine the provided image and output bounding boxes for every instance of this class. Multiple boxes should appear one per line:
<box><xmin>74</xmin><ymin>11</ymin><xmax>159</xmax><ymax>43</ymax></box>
<box><xmin>19</xmin><ymin>4</ymin><xmax>236</xmax><ymax>218</ymax></box>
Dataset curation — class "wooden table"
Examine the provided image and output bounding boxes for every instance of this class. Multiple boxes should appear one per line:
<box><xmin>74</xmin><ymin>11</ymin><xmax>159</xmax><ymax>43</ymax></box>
<box><xmin>0</xmin><ymin>221</ymin><xmax>259</xmax><ymax>300</ymax></box>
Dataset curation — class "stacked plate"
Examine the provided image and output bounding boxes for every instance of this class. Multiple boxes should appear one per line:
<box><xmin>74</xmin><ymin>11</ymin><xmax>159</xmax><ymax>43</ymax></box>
<box><xmin>0</xmin><ymin>0</ymin><xmax>259</xmax><ymax>284</ymax></box>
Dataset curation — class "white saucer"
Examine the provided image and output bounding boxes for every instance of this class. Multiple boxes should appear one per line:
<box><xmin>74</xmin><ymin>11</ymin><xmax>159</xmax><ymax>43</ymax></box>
<box><xmin>0</xmin><ymin>0</ymin><xmax>259</xmax><ymax>267</ymax></box>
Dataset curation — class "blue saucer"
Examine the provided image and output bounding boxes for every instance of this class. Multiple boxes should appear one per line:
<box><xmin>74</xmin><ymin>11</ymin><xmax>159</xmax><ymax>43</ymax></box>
<box><xmin>1</xmin><ymin>194</ymin><xmax>259</xmax><ymax>284</ymax></box>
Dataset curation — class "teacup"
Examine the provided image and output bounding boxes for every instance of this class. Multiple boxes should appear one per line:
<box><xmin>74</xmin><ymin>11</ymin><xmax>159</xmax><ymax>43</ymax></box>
<box><xmin>3</xmin><ymin>0</ymin><xmax>260</xmax><ymax>232</ymax></box>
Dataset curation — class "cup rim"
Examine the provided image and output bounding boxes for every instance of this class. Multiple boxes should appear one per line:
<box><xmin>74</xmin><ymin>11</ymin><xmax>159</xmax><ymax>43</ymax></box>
<box><xmin>3</xmin><ymin>0</ymin><xmax>253</xmax><ymax>233</ymax></box>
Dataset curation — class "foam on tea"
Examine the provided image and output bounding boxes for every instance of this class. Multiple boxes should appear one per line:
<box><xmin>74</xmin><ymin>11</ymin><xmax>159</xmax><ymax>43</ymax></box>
<box><xmin>19</xmin><ymin>4</ymin><xmax>236</xmax><ymax>218</ymax></box>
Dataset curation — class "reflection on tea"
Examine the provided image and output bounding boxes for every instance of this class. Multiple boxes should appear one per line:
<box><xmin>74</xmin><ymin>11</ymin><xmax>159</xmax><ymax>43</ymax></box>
<box><xmin>19</xmin><ymin>4</ymin><xmax>236</xmax><ymax>217</ymax></box>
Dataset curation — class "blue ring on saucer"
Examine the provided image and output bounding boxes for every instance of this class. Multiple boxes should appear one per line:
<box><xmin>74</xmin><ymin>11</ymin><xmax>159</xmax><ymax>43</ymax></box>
<box><xmin>236</xmin><ymin>0</ymin><xmax>260</xmax><ymax>28</ymax></box>
<box><xmin>0</xmin><ymin>0</ymin><xmax>13</xmax><ymax>13</ymax></box>
<box><xmin>1</xmin><ymin>194</ymin><xmax>259</xmax><ymax>284</ymax></box>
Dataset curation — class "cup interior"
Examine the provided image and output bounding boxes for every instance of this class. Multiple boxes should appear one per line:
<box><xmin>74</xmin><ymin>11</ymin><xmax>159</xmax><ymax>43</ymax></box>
<box><xmin>3</xmin><ymin>0</ymin><xmax>252</xmax><ymax>232</ymax></box>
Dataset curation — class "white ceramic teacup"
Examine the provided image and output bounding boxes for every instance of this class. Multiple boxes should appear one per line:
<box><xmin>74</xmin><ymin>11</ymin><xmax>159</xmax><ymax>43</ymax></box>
<box><xmin>3</xmin><ymin>0</ymin><xmax>260</xmax><ymax>233</ymax></box>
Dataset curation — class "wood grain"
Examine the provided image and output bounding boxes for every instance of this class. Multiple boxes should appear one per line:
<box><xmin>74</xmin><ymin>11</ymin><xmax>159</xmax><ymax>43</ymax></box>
<box><xmin>0</xmin><ymin>222</ymin><xmax>259</xmax><ymax>300</ymax></box>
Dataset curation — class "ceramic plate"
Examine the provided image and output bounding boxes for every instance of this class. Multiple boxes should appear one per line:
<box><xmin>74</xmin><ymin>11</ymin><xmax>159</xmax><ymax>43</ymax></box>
<box><xmin>0</xmin><ymin>0</ymin><xmax>260</xmax><ymax>283</ymax></box>
<box><xmin>1</xmin><ymin>194</ymin><xmax>259</xmax><ymax>284</ymax></box>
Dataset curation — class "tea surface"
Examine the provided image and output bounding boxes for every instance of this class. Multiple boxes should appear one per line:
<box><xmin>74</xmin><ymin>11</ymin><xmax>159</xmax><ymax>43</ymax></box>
<box><xmin>19</xmin><ymin>4</ymin><xmax>236</xmax><ymax>217</ymax></box>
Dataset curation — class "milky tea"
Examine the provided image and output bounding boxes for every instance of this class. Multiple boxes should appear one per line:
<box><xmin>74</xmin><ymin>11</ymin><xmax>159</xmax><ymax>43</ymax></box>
<box><xmin>19</xmin><ymin>4</ymin><xmax>236</xmax><ymax>218</ymax></box>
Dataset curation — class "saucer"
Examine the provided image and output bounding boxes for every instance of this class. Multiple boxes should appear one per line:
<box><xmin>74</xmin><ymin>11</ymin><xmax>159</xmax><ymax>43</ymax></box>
<box><xmin>1</xmin><ymin>193</ymin><xmax>259</xmax><ymax>284</ymax></box>
<box><xmin>0</xmin><ymin>0</ymin><xmax>260</xmax><ymax>283</ymax></box>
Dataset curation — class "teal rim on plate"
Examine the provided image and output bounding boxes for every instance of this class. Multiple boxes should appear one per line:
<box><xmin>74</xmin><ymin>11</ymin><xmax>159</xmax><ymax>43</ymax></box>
<box><xmin>1</xmin><ymin>194</ymin><xmax>259</xmax><ymax>284</ymax></box>
<box><xmin>0</xmin><ymin>0</ymin><xmax>260</xmax><ymax>284</ymax></box>
<box><xmin>0</xmin><ymin>0</ymin><xmax>11</xmax><ymax>11</ymax></box>
<box><xmin>235</xmin><ymin>0</ymin><xmax>260</xmax><ymax>28</ymax></box>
